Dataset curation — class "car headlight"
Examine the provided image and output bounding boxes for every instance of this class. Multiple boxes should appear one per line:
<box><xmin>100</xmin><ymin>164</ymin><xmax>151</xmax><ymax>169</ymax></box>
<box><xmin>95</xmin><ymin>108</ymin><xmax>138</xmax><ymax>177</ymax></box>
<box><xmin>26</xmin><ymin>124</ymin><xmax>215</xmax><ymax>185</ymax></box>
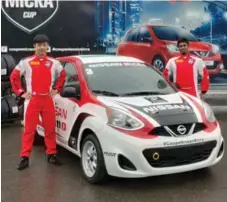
<box><xmin>211</xmin><ymin>44</ymin><xmax>219</xmax><ymax>54</ymax></box>
<box><xmin>202</xmin><ymin>101</ymin><xmax>216</xmax><ymax>122</ymax></box>
<box><xmin>167</xmin><ymin>44</ymin><xmax>179</xmax><ymax>52</ymax></box>
<box><xmin>106</xmin><ymin>107</ymin><xmax>144</xmax><ymax>130</ymax></box>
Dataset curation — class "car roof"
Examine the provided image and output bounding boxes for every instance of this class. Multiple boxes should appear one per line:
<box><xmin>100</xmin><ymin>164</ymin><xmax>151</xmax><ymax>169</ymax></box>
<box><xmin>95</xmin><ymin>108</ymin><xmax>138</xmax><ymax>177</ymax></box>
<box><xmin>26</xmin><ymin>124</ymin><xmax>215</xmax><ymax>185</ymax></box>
<box><xmin>74</xmin><ymin>55</ymin><xmax>144</xmax><ymax>64</ymax></box>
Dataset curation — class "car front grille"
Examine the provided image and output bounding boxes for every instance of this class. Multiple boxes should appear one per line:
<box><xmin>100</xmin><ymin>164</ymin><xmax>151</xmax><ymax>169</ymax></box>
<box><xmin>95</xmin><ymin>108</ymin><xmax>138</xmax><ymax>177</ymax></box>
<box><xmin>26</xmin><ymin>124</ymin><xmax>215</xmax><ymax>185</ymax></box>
<box><xmin>143</xmin><ymin>140</ymin><xmax>217</xmax><ymax>168</ymax></box>
<box><xmin>150</xmin><ymin>123</ymin><xmax>206</xmax><ymax>137</ymax></box>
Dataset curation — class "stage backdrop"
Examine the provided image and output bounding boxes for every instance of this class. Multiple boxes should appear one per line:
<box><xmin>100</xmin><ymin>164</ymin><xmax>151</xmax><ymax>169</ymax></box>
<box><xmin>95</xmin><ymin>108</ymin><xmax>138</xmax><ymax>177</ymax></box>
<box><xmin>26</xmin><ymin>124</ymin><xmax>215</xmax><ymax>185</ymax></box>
<box><xmin>1</xmin><ymin>0</ymin><xmax>227</xmax><ymax>87</ymax></box>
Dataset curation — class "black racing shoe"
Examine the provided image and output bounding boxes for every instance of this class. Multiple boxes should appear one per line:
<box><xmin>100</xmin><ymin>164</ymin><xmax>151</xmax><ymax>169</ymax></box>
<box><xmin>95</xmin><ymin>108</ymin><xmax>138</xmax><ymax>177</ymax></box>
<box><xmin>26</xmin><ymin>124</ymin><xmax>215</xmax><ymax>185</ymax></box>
<box><xmin>17</xmin><ymin>157</ymin><xmax>29</xmax><ymax>170</ymax></box>
<box><xmin>47</xmin><ymin>154</ymin><xmax>62</xmax><ymax>166</ymax></box>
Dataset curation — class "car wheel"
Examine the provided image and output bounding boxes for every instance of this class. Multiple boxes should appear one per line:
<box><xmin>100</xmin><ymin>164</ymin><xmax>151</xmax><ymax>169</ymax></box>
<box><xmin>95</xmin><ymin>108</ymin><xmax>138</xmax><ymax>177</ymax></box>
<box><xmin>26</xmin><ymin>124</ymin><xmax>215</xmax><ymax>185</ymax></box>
<box><xmin>81</xmin><ymin>134</ymin><xmax>108</xmax><ymax>184</ymax></box>
<box><xmin>152</xmin><ymin>56</ymin><xmax>166</xmax><ymax>72</ymax></box>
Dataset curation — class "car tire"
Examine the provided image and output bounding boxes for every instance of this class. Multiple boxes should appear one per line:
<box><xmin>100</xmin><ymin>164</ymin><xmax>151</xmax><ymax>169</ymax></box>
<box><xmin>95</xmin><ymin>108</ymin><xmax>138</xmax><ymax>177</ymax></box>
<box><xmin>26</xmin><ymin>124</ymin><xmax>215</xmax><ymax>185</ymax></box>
<box><xmin>81</xmin><ymin>134</ymin><xmax>108</xmax><ymax>184</ymax></box>
<box><xmin>33</xmin><ymin>131</ymin><xmax>44</xmax><ymax>146</ymax></box>
<box><xmin>152</xmin><ymin>55</ymin><xmax>166</xmax><ymax>72</ymax></box>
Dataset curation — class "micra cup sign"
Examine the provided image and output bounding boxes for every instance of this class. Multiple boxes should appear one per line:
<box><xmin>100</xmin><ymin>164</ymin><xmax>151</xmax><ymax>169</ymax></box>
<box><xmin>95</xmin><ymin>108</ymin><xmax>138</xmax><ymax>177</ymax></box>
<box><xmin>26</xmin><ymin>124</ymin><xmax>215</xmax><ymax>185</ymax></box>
<box><xmin>55</xmin><ymin>106</ymin><xmax>67</xmax><ymax>120</ymax></box>
<box><xmin>4</xmin><ymin>0</ymin><xmax>55</xmax><ymax>8</ymax></box>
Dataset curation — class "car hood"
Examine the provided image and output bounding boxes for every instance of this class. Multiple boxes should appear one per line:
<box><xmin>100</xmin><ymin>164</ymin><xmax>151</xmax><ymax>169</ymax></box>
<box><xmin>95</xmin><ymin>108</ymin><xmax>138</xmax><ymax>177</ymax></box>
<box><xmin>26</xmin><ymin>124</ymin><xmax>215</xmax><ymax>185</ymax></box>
<box><xmin>97</xmin><ymin>92</ymin><xmax>202</xmax><ymax>126</ymax></box>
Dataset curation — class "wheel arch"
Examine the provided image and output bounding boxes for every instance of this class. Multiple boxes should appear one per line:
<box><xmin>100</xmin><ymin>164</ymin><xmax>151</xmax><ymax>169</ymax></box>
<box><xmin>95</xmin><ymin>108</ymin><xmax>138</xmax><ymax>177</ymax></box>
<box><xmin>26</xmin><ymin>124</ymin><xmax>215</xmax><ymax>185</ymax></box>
<box><xmin>68</xmin><ymin>112</ymin><xmax>92</xmax><ymax>150</ymax></box>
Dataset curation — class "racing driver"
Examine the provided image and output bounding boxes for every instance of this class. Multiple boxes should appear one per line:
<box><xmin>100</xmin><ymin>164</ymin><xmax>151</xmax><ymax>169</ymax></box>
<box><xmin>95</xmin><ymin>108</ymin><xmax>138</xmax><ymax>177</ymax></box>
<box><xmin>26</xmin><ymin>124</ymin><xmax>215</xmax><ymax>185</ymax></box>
<box><xmin>163</xmin><ymin>38</ymin><xmax>210</xmax><ymax>98</ymax></box>
<box><xmin>10</xmin><ymin>34</ymin><xmax>66</xmax><ymax>170</ymax></box>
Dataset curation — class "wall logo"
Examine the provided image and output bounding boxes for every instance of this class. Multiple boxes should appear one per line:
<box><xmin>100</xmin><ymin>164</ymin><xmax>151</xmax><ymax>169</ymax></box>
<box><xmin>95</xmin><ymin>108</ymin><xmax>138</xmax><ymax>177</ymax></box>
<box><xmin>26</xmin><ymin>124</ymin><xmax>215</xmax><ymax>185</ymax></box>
<box><xmin>1</xmin><ymin>0</ymin><xmax>59</xmax><ymax>33</ymax></box>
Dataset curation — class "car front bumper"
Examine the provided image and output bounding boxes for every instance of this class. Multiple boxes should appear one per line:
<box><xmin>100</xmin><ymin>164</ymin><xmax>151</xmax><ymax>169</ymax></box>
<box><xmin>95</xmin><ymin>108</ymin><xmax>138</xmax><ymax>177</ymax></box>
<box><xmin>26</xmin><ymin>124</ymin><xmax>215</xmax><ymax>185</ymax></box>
<box><xmin>100</xmin><ymin>124</ymin><xmax>224</xmax><ymax>178</ymax></box>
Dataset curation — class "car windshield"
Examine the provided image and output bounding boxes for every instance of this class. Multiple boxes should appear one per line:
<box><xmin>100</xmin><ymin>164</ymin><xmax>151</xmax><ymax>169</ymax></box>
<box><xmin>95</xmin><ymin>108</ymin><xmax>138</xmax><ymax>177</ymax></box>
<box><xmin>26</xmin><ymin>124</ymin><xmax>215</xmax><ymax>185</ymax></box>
<box><xmin>83</xmin><ymin>61</ymin><xmax>176</xmax><ymax>96</ymax></box>
<box><xmin>152</xmin><ymin>26</ymin><xmax>199</xmax><ymax>41</ymax></box>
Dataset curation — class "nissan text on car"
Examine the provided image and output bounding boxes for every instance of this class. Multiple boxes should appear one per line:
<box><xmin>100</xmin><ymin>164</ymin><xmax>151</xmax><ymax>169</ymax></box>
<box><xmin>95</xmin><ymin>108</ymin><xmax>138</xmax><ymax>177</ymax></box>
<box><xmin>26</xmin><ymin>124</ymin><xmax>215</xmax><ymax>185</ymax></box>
<box><xmin>35</xmin><ymin>55</ymin><xmax>224</xmax><ymax>184</ymax></box>
<box><xmin>117</xmin><ymin>25</ymin><xmax>224</xmax><ymax>75</ymax></box>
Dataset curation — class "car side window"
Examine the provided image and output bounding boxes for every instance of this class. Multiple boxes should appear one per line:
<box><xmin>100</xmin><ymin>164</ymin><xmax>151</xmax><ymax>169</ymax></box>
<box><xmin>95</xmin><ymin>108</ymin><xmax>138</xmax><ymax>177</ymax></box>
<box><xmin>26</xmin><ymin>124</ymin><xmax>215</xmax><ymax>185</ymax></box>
<box><xmin>63</xmin><ymin>62</ymin><xmax>79</xmax><ymax>87</ymax></box>
<box><xmin>138</xmin><ymin>27</ymin><xmax>152</xmax><ymax>43</ymax></box>
<box><xmin>124</xmin><ymin>28</ymin><xmax>139</xmax><ymax>42</ymax></box>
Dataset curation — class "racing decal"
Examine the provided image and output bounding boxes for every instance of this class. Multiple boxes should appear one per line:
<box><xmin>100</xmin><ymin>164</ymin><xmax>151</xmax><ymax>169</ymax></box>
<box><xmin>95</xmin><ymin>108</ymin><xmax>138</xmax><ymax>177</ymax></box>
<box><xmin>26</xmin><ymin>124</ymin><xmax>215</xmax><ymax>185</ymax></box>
<box><xmin>179</xmin><ymin>93</ymin><xmax>202</xmax><ymax>122</ymax></box>
<box><xmin>55</xmin><ymin>106</ymin><xmax>67</xmax><ymax>131</ymax></box>
<box><xmin>56</xmin><ymin>120</ymin><xmax>66</xmax><ymax>131</ymax></box>
<box><xmin>85</xmin><ymin>69</ymin><xmax>93</xmax><ymax>75</ymax></box>
<box><xmin>111</xmin><ymin>98</ymin><xmax>198</xmax><ymax>126</ymax></box>
<box><xmin>1</xmin><ymin>0</ymin><xmax>59</xmax><ymax>33</ymax></box>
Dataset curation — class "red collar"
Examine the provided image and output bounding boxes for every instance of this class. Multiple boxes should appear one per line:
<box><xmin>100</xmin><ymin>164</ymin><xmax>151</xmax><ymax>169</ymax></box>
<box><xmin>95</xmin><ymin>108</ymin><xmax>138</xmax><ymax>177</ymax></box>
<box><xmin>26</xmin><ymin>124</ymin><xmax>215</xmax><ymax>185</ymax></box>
<box><xmin>34</xmin><ymin>54</ymin><xmax>47</xmax><ymax>60</ymax></box>
<box><xmin>179</xmin><ymin>53</ymin><xmax>190</xmax><ymax>60</ymax></box>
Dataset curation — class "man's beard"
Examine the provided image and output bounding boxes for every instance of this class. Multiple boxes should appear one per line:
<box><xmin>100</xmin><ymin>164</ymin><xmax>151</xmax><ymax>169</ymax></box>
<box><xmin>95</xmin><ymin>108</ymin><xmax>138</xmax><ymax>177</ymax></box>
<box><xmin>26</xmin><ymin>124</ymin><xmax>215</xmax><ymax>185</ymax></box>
<box><xmin>181</xmin><ymin>51</ymin><xmax>188</xmax><ymax>56</ymax></box>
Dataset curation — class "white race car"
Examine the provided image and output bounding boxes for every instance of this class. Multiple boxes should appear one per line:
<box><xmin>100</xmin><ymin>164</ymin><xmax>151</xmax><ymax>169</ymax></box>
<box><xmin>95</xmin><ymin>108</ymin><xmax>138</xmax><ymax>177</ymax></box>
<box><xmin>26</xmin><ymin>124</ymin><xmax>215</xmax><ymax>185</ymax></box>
<box><xmin>35</xmin><ymin>55</ymin><xmax>224</xmax><ymax>184</ymax></box>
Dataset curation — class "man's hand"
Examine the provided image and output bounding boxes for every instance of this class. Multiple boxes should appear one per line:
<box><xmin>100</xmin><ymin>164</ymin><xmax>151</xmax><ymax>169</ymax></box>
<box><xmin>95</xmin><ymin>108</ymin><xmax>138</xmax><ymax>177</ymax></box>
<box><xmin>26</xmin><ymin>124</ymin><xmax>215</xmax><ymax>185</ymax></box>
<box><xmin>21</xmin><ymin>92</ymin><xmax>32</xmax><ymax>100</ymax></box>
<box><xmin>49</xmin><ymin>89</ymin><xmax>58</xmax><ymax>97</ymax></box>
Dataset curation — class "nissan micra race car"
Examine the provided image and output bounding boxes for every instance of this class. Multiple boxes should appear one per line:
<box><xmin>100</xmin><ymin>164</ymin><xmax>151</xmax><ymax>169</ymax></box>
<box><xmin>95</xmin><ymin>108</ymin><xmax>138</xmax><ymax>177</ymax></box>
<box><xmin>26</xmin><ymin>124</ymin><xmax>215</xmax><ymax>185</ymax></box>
<box><xmin>35</xmin><ymin>55</ymin><xmax>224</xmax><ymax>184</ymax></box>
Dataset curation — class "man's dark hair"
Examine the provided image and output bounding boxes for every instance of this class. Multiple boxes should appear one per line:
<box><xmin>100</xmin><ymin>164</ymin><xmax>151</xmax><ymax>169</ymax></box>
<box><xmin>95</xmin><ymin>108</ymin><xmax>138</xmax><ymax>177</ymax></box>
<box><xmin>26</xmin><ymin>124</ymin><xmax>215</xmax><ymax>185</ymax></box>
<box><xmin>33</xmin><ymin>34</ymin><xmax>49</xmax><ymax>44</ymax></box>
<box><xmin>177</xmin><ymin>38</ymin><xmax>189</xmax><ymax>47</ymax></box>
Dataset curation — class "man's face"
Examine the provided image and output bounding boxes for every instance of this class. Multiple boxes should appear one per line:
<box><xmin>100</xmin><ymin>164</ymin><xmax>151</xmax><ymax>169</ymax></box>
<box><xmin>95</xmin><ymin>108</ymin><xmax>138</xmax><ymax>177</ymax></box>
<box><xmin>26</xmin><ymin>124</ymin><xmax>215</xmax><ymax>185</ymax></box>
<box><xmin>33</xmin><ymin>42</ymin><xmax>49</xmax><ymax>56</ymax></box>
<box><xmin>178</xmin><ymin>42</ymin><xmax>189</xmax><ymax>55</ymax></box>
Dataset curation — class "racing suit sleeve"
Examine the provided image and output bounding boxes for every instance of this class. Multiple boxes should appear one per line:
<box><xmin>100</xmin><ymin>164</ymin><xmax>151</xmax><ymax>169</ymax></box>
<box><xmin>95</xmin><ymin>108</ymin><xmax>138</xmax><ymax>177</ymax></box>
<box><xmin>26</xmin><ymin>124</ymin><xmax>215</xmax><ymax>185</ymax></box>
<box><xmin>53</xmin><ymin>61</ymin><xmax>66</xmax><ymax>91</ymax></box>
<box><xmin>197</xmin><ymin>59</ymin><xmax>210</xmax><ymax>94</ymax></box>
<box><xmin>10</xmin><ymin>60</ymin><xmax>26</xmax><ymax>96</ymax></box>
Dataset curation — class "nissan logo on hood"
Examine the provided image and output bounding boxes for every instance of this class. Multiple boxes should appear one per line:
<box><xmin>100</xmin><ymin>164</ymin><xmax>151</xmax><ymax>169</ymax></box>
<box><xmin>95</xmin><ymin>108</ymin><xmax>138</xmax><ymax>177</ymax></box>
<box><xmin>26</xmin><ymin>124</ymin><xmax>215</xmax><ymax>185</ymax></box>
<box><xmin>2</xmin><ymin>0</ymin><xmax>59</xmax><ymax>33</ymax></box>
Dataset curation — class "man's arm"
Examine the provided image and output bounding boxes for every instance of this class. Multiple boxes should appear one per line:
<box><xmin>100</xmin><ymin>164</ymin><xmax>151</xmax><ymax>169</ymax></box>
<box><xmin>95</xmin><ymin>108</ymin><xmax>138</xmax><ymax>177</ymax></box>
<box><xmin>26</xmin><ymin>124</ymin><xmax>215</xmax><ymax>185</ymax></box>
<box><xmin>197</xmin><ymin>59</ymin><xmax>210</xmax><ymax>94</ymax></box>
<box><xmin>53</xmin><ymin>61</ymin><xmax>66</xmax><ymax>92</ymax></box>
<box><xmin>163</xmin><ymin>59</ymin><xmax>173</xmax><ymax>82</ymax></box>
<box><xmin>10</xmin><ymin>60</ymin><xmax>26</xmax><ymax>96</ymax></box>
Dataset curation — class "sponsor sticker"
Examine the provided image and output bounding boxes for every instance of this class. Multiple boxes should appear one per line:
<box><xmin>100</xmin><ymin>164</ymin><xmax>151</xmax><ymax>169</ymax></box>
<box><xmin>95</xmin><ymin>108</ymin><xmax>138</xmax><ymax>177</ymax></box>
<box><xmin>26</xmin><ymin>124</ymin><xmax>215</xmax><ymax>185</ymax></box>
<box><xmin>145</xmin><ymin>96</ymin><xmax>167</xmax><ymax>103</ymax></box>
<box><xmin>163</xmin><ymin>138</ymin><xmax>204</xmax><ymax>147</ymax></box>
<box><xmin>143</xmin><ymin>104</ymin><xmax>191</xmax><ymax>114</ymax></box>
<box><xmin>87</xmin><ymin>62</ymin><xmax>147</xmax><ymax>68</ymax></box>
<box><xmin>104</xmin><ymin>152</ymin><xmax>116</xmax><ymax>157</ymax></box>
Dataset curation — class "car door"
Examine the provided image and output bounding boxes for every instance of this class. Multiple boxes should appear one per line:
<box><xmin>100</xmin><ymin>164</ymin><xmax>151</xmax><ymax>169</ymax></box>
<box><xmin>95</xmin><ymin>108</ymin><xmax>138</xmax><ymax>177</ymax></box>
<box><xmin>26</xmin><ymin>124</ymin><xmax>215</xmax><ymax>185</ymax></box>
<box><xmin>53</xmin><ymin>61</ymin><xmax>81</xmax><ymax>145</ymax></box>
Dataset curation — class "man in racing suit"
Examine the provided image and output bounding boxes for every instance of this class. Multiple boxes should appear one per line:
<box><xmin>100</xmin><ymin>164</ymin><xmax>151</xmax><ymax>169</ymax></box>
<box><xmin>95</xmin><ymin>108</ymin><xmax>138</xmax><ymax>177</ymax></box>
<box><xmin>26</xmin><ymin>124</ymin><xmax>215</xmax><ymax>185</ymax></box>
<box><xmin>10</xmin><ymin>34</ymin><xmax>66</xmax><ymax>170</ymax></box>
<box><xmin>163</xmin><ymin>38</ymin><xmax>210</xmax><ymax>98</ymax></box>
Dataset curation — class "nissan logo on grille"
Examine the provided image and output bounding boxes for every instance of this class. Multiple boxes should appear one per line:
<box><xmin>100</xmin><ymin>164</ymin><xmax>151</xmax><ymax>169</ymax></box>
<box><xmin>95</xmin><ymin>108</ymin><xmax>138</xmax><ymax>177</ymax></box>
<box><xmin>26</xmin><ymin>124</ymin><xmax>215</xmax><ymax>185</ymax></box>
<box><xmin>177</xmin><ymin>125</ymin><xmax>187</xmax><ymax>135</ymax></box>
<box><xmin>1</xmin><ymin>0</ymin><xmax>59</xmax><ymax>33</ymax></box>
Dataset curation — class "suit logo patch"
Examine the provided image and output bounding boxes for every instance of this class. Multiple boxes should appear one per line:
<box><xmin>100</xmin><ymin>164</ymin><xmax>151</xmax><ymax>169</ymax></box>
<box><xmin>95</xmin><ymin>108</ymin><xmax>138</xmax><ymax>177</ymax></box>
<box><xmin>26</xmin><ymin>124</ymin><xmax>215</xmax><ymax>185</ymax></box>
<box><xmin>188</xmin><ymin>59</ymin><xmax>194</xmax><ymax>64</ymax></box>
<box><xmin>176</xmin><ymin>59</ymin><xmax>183</xmax><ymax>63</ymax></box>
<box><xmin>30</xmin><ymin>61</ymin><xmax>40</xmax><ymax>65</ymax></box>
<box><xmin>45</xmin><ymin>61</ymin><xmax>51</xmax><ymax>68</ymax></box>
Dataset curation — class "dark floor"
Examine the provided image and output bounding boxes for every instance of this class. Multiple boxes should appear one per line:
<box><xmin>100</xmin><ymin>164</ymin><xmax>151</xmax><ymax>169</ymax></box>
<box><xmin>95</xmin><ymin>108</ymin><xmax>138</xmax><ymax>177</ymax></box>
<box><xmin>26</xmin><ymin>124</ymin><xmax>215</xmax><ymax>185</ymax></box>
<box><xmin>1</xmin><ymin>114</ymin><xmax>227</xmax><ymax>202</ymax></box>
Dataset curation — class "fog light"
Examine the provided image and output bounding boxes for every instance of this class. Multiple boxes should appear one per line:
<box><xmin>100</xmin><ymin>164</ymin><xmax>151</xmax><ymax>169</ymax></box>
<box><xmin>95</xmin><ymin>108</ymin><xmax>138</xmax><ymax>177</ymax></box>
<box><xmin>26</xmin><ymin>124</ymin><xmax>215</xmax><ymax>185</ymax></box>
<box><xmin>118</xmin><ymin>154</ymin><xmax>137</xmax><ymax>171</ymax></box>
<box><xmin>220</xmin><ymin>63</ymin><xmax>224</xmax><ymax>70</ymax></box>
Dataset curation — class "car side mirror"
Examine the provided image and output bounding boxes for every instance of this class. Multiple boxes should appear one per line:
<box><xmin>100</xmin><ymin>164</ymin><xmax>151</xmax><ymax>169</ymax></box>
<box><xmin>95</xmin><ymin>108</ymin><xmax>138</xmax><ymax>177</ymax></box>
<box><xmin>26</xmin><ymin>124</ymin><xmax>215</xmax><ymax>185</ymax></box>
<box><xmin>60</xmin><ymin>84</ymin><xmax>80</xmax><ymax>99</ymax></box>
